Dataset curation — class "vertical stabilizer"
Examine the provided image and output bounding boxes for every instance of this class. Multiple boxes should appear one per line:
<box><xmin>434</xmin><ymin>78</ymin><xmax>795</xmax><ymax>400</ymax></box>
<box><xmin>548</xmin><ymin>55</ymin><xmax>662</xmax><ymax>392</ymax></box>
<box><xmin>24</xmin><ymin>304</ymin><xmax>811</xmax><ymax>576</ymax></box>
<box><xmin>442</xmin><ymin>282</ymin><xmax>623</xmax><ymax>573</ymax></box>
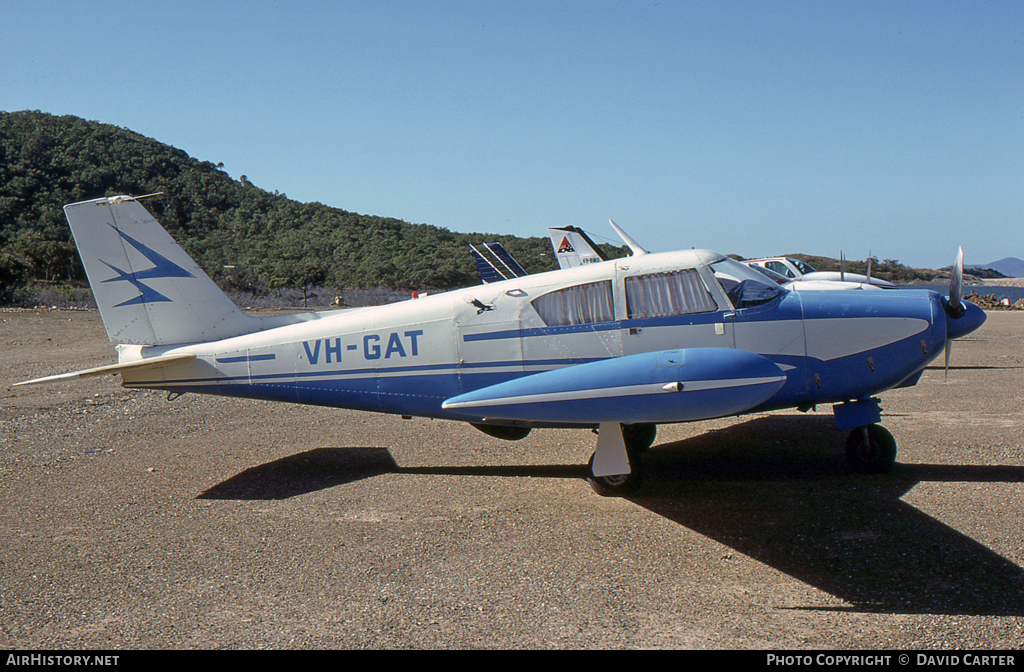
<box><xmin>547</xmin><ymin>226</ymin><xmax>608</xmax><ymax>269</ymax></box>
<box><xmin>483</xmin><ymin>242</ymin><xmax>528</xmax><ymax>278</ymax></box>
<box><xmin>608</xmin><ymin>219</ymin><xmax>648</xmax><ymax>257</ymax></box>
<box><xmin>470</xmin><ymin>244</ymin><xmax>508</xmax><ymax>283</ymax></box>
<box><xmin>65</xmin><ymin>196</ymin><xmax>259</xmax><ymax>345</ymax></box>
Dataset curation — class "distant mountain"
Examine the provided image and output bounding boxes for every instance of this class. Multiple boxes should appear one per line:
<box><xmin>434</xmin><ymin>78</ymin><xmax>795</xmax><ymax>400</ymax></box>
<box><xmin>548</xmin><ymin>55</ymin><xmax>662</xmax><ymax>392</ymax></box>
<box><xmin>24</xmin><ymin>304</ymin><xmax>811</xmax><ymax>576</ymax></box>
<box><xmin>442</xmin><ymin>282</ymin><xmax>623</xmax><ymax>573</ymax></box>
<box><xmin>968</xmin><ymin>258</ymin><xmax>1024</xmax><ymax>278</ymax></box>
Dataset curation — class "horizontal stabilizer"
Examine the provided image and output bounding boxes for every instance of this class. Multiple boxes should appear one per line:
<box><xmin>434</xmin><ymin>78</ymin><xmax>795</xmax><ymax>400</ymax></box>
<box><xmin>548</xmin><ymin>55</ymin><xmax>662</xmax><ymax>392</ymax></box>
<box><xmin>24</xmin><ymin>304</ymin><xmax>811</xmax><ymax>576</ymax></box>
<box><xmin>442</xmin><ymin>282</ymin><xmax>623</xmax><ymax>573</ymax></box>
<box><xmin>14</xmin><ymin>353</ymin><xmax>196</xmax><ymax>387</ymax></box>
<box><xmin>442</xmin><ymin>348</ymin><xmax>786</xmax><ymax>425</ymax></box>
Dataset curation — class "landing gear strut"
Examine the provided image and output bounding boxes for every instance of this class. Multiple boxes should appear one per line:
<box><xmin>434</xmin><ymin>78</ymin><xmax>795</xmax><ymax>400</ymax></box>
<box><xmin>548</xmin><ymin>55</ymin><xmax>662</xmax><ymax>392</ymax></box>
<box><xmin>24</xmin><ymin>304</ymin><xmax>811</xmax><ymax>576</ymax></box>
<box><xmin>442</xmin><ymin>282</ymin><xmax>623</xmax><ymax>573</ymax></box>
<box><xmin>845</xmin><ymin>424</ymin><xmax>897</xmax><ymax>473</ymax></box>
<box><xmin>586</xmin><ymin>423</ymin><xmax>657</xmax><ymax>497</ymax></box>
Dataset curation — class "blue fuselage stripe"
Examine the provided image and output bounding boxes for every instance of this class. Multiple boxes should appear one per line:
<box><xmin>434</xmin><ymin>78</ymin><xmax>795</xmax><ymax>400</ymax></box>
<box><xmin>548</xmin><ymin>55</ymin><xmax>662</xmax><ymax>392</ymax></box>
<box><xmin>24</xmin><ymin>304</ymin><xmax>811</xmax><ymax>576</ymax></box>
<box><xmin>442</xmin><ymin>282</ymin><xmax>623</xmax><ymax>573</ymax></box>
<box><xmin>215</xmin><ymin>354</ymin><xmax>277</xmax><ymax>364</ymax></box>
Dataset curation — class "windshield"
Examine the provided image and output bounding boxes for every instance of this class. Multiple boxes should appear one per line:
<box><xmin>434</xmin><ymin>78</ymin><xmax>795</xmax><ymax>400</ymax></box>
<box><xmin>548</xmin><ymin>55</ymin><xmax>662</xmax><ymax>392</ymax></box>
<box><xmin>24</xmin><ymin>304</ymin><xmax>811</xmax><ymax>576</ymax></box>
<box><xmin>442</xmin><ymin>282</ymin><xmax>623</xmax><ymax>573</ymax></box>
<box><xmin>710</xmin><ymin>257</ymin><xmax>784</xmax><ymax>309</ymax></box>
<box><xmin>789</xmin><ymin>258</ymin><xmax>816</xmax><ymax>275</ymax></box>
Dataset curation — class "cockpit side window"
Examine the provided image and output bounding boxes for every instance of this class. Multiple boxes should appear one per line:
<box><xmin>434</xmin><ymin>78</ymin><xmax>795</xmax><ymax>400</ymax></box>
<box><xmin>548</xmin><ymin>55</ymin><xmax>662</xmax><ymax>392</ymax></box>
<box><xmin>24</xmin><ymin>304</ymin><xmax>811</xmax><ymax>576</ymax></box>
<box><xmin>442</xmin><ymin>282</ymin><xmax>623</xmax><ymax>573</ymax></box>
<box><xmin>531</xmin><ymin>280</ymin><xmax>615</xmax><ymax>327</ymax></box>
<box><xmin>625</xmin><ymin>269</ymin><xmax>718</xmax><ymax>319</ymax></box>
<box><xmin>710</xmin><ymin>258</ymin><xmax>784</xmax><ymax>309</ymax></box>
<box><xmin>765</xmin><ymin>261</ymin><xmax>795</xmax><ymax>278</ymax></box>
<box><xmin>789</xmin><ymin>258</ymin><xmax>816</xmax><ymax>275</ymax></box>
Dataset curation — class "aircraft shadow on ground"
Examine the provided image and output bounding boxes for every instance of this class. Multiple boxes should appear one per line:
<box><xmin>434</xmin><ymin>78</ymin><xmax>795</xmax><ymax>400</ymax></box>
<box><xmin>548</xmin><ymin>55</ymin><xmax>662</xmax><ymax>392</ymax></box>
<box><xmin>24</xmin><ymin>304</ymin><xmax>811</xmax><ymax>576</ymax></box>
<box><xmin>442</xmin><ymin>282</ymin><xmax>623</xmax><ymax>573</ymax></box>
<box><xmin>630</xmin><ymin>415</ymin><xmax>1024</xmax><ymax>617</ymax></box>
<box><xmin>198</xmin><ymin>447</ymin><xmax>406</xmax><ymax>501</ymax></box>
<box><xmin>199</xmin><ymin>414</ymin><xmax>1024</xmax><ymax>616</ymax></box>
<box><xmin>197</xmin><ymin>448</ymin><xmax>586</xmax><ymax>501</ymax></box>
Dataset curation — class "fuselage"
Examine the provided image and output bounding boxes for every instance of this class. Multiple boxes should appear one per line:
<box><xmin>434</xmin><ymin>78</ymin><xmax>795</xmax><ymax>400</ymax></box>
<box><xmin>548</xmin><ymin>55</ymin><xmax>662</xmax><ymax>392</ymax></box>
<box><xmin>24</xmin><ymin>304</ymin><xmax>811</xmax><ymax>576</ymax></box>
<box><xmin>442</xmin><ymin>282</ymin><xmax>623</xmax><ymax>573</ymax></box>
<box><xmin>121</xmin><ymin>249</ymin><xmax>977</xmax><ymax>427</ymax></box>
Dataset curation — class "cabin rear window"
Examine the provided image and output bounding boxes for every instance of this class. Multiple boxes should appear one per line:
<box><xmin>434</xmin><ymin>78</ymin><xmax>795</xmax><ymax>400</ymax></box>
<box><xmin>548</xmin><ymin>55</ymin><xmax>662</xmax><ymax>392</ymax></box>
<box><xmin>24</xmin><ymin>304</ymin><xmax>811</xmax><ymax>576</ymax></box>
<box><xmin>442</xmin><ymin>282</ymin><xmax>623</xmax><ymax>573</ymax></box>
<box><xmin>532</xmin><ymin>280</ymin><xmax>615</xmax><ymax>326</ymax></box>
<box><xmin>625</xmin><ymin>269</ymin><xmax>718</xmax><ymax>319</ymax></box>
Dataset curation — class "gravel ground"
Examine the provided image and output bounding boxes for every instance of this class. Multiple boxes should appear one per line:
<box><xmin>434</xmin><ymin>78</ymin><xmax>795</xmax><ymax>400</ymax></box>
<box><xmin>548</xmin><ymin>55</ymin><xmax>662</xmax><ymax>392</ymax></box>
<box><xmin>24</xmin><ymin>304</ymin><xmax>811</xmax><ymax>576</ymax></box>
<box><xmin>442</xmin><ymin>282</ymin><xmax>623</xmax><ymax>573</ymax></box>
<box><xmin>1</xmin><ymin>309</ymin><xmax>1023</xmax><ymax>649</ymax></box>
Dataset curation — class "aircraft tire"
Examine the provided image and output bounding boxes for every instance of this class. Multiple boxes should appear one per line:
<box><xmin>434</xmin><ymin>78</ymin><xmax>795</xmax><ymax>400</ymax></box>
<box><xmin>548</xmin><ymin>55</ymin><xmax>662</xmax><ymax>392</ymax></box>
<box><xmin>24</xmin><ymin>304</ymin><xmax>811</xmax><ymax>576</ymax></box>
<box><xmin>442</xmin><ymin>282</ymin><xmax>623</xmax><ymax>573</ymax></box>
<box><xmin>845</xmin><ymin>424</ymin><xmax>897</xmax><ymax>473</ymax></box>
<box><xmin>622</xmin><ymin>423</ymin><xmax>657</xmax><ymax>452</ymax></box>
<box><xmin>586</xmin><ymin>450</ymin><xmax>643</xmax><ymax>497</ymax></box>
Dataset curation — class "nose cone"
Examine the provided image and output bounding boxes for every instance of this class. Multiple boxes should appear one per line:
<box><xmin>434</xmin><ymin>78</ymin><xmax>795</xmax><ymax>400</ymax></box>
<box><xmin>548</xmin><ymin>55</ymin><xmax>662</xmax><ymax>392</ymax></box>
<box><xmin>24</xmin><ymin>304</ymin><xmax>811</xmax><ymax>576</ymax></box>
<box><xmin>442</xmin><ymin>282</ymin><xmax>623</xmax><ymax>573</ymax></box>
<box><xmin>945</xmin><ymin>299</ymin><xmax>987</xmax><ymax>340</ymax></box>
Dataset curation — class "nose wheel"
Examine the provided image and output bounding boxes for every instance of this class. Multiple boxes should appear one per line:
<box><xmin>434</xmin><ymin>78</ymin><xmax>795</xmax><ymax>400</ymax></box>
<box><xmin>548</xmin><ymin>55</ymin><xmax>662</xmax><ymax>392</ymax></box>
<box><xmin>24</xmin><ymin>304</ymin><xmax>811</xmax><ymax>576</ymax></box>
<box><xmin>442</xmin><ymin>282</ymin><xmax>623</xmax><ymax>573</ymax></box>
<box><xmin>845</xmin><ymin>424</ymin><xmax>897</xmax><ymax>473</ymax></box>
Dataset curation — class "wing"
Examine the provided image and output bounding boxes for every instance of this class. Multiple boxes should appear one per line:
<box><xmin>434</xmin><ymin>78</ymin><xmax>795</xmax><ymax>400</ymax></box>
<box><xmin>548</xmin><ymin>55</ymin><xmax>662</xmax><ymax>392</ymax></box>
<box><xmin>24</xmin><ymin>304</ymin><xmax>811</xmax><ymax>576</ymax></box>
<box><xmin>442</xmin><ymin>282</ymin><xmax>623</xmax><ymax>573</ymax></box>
<box><xmin>442</xmin><ymin>348</ymin><xmax>787</xmax><ymax>425</ymax></box>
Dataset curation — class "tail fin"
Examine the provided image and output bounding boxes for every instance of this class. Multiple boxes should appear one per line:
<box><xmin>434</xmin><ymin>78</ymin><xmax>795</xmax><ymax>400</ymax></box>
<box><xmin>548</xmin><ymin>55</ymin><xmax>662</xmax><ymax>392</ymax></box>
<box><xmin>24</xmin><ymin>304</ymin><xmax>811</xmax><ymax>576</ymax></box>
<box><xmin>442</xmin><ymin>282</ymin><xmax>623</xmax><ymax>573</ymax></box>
<box><xmin>65</xmin><ymin>195</ymin><xmax>259</xmax><ymax>345</ymax></box>
<box><xmin>470</xmin><ymin>244</ymin><xmax>509</xmax><ymax>283</ymax></box>
<box><xmin>482</xmin><ymin>242</ymin><xmax>528</xmax><ymax>278</ymax></box>
<box><xmin>470</xmin><ymin>242</ymin><xmax>529</xmax><ymax>284</ymax></box>
<box><xmin>548</xmin><ymin>226</ymin><xmax>608</xmax><ymax>269</ymax></box>
<box><xmin>608</xmin><ymin>219</ymin><xmax>648</xmax><ymax>257</ymax></box>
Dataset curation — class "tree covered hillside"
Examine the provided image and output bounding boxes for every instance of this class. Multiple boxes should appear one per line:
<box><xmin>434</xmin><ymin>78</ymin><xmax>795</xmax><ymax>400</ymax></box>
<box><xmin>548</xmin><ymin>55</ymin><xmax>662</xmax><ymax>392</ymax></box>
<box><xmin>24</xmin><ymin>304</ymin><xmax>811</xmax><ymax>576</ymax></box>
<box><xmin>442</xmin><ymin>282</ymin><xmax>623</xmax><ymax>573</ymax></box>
<box><xmin>2</xmin><ymin>111</ymin><xmax>617</xmax><ymax>302</ymax></box>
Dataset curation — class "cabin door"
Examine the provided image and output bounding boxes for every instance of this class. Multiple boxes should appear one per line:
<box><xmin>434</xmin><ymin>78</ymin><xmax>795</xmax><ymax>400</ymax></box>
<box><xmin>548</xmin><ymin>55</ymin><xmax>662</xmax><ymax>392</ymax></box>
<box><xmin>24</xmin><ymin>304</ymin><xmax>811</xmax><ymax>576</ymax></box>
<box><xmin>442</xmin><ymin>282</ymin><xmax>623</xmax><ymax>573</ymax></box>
<box><xmin>454</xmin><ymin>288</ymin><xmax>526</xmax><ymax>395</ymax></box>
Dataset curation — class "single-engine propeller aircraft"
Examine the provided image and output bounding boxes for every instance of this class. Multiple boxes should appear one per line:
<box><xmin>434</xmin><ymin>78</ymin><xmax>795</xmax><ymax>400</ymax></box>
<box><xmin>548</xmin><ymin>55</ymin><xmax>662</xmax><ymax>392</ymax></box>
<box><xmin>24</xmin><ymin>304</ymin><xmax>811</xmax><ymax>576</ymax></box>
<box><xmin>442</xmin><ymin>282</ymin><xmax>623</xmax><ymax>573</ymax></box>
<box><xmin>742</xmin><ymin>255</ymin><xmax>897</xmax><ymax>289</ymax></box>
<box><xmin>17</xmin><ymin>196</ymin><xmax>986</xmax><ymax>496</ymax></box>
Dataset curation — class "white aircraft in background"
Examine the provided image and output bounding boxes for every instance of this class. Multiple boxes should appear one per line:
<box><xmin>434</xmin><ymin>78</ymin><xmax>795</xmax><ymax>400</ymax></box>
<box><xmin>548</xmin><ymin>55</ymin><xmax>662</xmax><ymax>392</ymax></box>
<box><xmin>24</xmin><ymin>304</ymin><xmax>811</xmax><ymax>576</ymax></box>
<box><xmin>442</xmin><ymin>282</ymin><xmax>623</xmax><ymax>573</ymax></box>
<box><xmin>17</xmin><ymin>196</ymin><xmax>984</xmax><ymax>496</ymax></box>
<box><xmin>741</xmin><ymin>255</ymin><xmax>897</xmax><ymax>289</ymax></box>
<box><xmin>549</xmin><ymin>223</ymin><xmax>891</xmax><ymax>292</ymax></box>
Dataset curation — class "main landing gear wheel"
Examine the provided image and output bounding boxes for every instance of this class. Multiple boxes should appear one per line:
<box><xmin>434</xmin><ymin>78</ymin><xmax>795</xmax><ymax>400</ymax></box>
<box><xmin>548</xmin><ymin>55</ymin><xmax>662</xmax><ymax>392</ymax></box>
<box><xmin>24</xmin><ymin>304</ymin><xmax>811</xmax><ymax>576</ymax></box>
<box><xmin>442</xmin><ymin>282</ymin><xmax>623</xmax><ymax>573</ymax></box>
<box><xmin>845</xmin><ymin>424</ymin><xmax>897</xmax><ymax>474</ymax></box>
<box><xmin>621</xmin><ymin>423</ymin><xmax>657</xmax><ymax>452</ymax></box>
<box><xmin>587</xmin><ymin>448</ymin><xmax>643</xmax><ymax>497</ymax></box>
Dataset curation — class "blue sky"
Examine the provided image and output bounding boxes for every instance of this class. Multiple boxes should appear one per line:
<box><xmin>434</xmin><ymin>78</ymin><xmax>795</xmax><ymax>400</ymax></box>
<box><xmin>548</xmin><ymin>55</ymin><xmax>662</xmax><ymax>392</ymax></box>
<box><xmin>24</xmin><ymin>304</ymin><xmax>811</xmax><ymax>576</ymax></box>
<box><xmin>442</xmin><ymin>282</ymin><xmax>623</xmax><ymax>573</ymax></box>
<box><xmin>3</xmin><ymin>0</ymin><xmax>1022</xmax><ymax>268</ymax></box>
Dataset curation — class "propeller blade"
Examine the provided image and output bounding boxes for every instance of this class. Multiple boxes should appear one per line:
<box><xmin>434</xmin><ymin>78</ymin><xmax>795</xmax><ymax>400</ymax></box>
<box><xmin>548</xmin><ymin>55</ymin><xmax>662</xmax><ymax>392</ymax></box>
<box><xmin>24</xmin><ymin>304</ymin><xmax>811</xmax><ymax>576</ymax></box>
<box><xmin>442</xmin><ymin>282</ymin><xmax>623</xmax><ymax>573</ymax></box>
<box><xmin>949</xmin><ymin>246</ymin><xmax>964</xmax><ymax>310</ymax></box>
<box><xmin>944</xmin><ymin>341</ymin><xmax>952</xmax><ymax>381</ymax></box>
<box><xmin>866</xmin><ymin>252</ymin><xmax>872</xmax><ymax>284</ymax></box>
<box><xmin>941</xmin><ymin>246</ymin><xmax>966</xmax><ymax>319</ymax></box>
<box><xmin>840</xmin><ymin>251</ymin><xmax>846</xmax><ymax>283</ymax></box>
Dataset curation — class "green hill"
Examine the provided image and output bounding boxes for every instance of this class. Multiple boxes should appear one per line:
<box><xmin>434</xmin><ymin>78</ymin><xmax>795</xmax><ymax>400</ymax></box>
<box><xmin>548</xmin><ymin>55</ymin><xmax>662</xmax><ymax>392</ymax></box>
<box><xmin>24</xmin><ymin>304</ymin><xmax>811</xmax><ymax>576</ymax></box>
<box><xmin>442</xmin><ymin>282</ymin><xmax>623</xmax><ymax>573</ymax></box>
<box><xmin>1</xmin><ymin>110</ymin><xmax>625</xmax><ymax>303</ymax></box>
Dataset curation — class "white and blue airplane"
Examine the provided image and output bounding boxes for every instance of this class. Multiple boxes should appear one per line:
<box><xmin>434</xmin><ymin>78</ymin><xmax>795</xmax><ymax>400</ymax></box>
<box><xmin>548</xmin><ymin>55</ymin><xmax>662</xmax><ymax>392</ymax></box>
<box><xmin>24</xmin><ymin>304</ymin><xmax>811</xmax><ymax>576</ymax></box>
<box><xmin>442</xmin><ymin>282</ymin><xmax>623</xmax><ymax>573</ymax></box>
<box><xmin>742</xmin><ymin>255</ymin><xmax>898</xmax><ymax>289</ymax></box>
<box><xmin>17</xmin><ymin>196</ymin><xmax>986</xmax><ymax>496</ymax></box>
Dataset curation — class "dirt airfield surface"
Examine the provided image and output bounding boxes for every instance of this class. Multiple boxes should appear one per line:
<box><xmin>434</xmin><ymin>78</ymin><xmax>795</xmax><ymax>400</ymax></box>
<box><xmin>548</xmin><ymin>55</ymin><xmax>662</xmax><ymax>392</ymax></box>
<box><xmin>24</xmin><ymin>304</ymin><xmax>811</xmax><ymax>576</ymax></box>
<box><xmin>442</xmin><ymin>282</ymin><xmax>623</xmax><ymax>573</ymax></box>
<box><xmin>2</xmin><ymin>309</ymin><xmax>1024</xmax><ymax>650</ymax></box>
